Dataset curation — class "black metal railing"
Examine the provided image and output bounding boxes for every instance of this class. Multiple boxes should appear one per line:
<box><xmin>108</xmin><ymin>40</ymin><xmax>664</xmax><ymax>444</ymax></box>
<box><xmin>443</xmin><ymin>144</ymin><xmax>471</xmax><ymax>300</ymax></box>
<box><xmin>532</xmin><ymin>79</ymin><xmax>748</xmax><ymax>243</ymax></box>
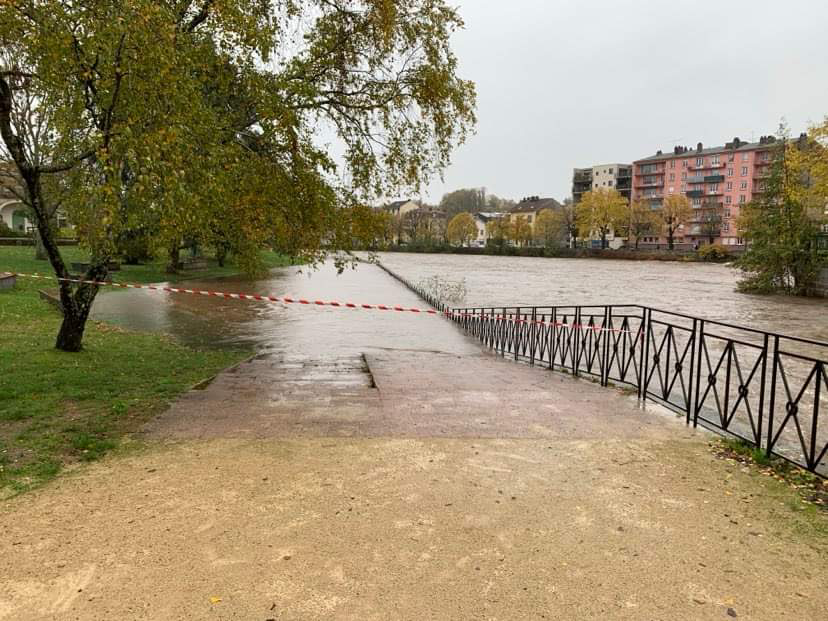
<box><xmin>448</xmin><ymin>304</ymin><xmax>828</xmax><ymax>475</ymax></box>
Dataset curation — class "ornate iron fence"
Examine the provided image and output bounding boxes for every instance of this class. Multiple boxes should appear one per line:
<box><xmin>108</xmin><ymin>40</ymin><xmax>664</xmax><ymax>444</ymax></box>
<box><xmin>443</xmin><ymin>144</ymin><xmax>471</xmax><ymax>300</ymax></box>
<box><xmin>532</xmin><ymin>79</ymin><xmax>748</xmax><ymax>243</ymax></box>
<box><xmin>448</xmin><ymin>304</ymin><xmax>828</xmax><ymax>475</ymax></box>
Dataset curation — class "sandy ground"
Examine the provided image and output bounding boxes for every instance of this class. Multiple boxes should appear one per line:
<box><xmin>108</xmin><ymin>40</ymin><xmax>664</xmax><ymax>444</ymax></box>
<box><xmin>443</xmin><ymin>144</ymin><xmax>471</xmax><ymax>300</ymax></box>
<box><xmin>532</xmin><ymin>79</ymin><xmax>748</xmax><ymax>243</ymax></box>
<box><xmin>1</xmin><ymin>350</ymin><xmax>826</xmax><ymax>620</ymax></box>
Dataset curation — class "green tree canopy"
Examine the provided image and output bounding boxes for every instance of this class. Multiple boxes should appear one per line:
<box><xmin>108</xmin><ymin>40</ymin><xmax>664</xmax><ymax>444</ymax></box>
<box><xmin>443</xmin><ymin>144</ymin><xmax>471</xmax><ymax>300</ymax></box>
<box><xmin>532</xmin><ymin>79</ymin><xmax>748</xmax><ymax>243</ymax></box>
<box><xmin>0</xmin><ymin>0</ymin><xmax>476</xmax><ymax>351</ymax></box>
<box><xmin>737</xmin><ymin>123</ymin><xmax>826</xmax><ymax>295</ymax></box>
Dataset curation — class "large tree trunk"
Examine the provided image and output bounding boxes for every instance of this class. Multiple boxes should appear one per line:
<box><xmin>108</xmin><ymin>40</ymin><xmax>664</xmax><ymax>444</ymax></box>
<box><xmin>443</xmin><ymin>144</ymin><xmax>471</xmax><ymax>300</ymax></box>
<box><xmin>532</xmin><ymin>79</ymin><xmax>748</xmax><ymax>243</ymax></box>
<box><xmin>166</xmin><ymin>240</ymin><xmax>181</xmax><ymax>273</ymax></box>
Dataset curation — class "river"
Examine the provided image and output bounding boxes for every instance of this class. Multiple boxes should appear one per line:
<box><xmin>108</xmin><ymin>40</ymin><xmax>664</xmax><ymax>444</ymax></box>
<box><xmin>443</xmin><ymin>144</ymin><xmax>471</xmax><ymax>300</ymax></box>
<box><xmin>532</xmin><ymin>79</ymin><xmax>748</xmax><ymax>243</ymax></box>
<box><xmin>93</xmin><ymin>253</ymin><xmax>827</xmax><ymax>348</ymax></box>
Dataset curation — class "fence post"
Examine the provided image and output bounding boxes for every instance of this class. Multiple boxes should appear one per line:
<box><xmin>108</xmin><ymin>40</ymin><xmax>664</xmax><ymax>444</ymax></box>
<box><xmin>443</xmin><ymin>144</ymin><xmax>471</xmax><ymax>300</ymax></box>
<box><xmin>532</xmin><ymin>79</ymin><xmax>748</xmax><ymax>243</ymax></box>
<box><xmin>601</xmin><ymin>306</ymin><xmax>611</xmax><ymax>387</ymax></box>
<box><xmin>640</xmin><ymin>307</ymin><xmax>650</xmax><ymax>402</ymax></box>
<box><xmin>693</xmin><ymin>319</ymin><xmax>704</xmax><ymax>428</ymax></box>
<box><xmin>687</xmin><ymin>318</ymin><xmax>698</xmax><ymax>425</ymax></box>
<box><xmin>757</xmin><ymin>332</ymin><xmax>769</xmax><ymax>448</ymax></box>
<box><xmin>766</xmin><ymin>335</ymin><xmax>779</xmax><ymax>458</ymax></box>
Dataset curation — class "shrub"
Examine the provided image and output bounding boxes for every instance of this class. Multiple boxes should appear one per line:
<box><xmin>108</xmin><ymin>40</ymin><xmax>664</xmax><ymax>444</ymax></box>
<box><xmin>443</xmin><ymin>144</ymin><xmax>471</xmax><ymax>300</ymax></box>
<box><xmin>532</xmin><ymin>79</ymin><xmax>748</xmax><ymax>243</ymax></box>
<box><xmin>698</xmin><ymin>243</ymin><xmax>729</xmax><ymax>262</ymax></box>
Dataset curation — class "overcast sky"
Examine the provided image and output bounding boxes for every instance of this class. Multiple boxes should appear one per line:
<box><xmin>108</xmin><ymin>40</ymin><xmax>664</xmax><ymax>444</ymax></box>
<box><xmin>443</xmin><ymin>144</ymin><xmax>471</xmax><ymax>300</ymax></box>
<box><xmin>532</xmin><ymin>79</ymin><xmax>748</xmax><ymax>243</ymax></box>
<box><xmin>420</xmin><ymin>0</ymin><xmax>828</xmax><ymax>204</ymax></box>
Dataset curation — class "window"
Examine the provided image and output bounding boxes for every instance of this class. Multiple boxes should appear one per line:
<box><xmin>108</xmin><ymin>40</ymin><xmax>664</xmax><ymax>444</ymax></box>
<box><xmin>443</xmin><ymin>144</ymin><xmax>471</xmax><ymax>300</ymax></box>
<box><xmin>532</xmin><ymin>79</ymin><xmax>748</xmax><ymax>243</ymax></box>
<box><xmin>742</xmin><ymin>152</ymin><xmax>749</xmax><ymax>161</ymax></box>
<box><xmin>740</xmin><ymin>181</ymin><xmax>748</xmax><ymax>190</ymax></box>
<box><xmin>696</xmin><ymin>157</ymin><xmax>704</xmax><ymax>167</ymax></box>
<box><xmin>681</xmin><ymin>172</ymin><xmax>687</xmax><ymax>180</ymax></box>
<box><xmin>609</xmin><ymin>168</ymin><xmax>614</xmax><ymax>174</ymax></box>
<box><xmin>692</xmin><ymin>198</ymin><xmax>702</xmax><ymax>206</ymax></box>
<box><xmin>669</xmin><ymin>160</ymin><xmax>675</xmax><ymax>169</ymax></box>
<box><xmin>741</xmin><ymin>166</ymin><xmax>748</xmax><ymax>176</ymax></box>
<box><xmin>669</xmin><ymin>173</ymin><xmax>675</xmax><ymax>181</ymax></box>
<box><xmin>608</xmin><ymin>180</ymin><xmax>613</xmax><ymax>186</ymax></box>
<box><xmin>682</xmin><ymin>160</ymin><xmax>688</xmax><ymax>168</ymax></box>
<box><xmin>681</xmin><ymin>184</ymin><xmax>686</xmax><ymax>192</ymax></box>
<box><xmin>712</xmin><ymin>155</ymin><xmax>720</xmax><ymax>165</ymax></box>
<box><xmin>727</xmin><ymin>168</ymin><xmax>733</xmax><ymax>177</ymax></box>
<box><xmin>739</xmin><ymin>195</ymin><xmax>746</xmax><ymax>203</ymax></box>
<box><xmin>725</xmin><ymin>195</ymin><xmax>732</xmax><ymax>204</ymax></box>
<box><xmin>728</xmin><ymin>153</ymin><xmax>735</xmax><ymax>162</ymax></box>
<box><xmin>723</xmin><ymin>221</ymin><xmax>730</xmax><ymax>232</ymax></box>
<box><xmin>726</xmin><ymin>182</ymin><xmax>733</xmax><ymax>191</ymax></box>
<box><xmin>724</xmin><ymin>208</ymin><xmax>731</xmax><ymax>218</ymax></box>
<box><xmin>594</xmin><ymin>183</ymin><xmax>598</xmax><ymax>188</ymax></box>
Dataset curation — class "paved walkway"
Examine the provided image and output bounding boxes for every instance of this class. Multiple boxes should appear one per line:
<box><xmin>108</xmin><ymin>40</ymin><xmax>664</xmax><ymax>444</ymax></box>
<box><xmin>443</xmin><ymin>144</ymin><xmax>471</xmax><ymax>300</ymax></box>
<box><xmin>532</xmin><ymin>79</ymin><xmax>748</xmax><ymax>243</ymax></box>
<box><xmin>1</xmin><ymin>265</ymin><xmax>826</xmax><ymax>620</ymax></box>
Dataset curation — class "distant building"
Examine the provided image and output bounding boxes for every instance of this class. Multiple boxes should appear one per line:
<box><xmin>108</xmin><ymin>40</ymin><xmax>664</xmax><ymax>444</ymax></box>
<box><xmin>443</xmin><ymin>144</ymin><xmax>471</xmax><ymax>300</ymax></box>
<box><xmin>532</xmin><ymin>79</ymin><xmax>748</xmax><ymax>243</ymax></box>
<box><xmin>471</xmin><ymin>212</ymin><xmax>506</xmax><ymax>247</ymax></box>
<box><xmin>632</xmin><ymin>136</ymin><xmax>778</xmax><ymax>248</ymax></box>
<box><xmin>0</xmin><ymin>164</ymin><xmax>28</xmax><ymax>232</ymax></box>
<box><xmin>382</xmin><ymin>199</ymin><xmax>420</xmax><ymax>218</ymax></box>
<box><xmin>508</xmin><ymin>196</ymin><xmax>562</xmax><ymax>227</ymax></box>
<box><xmin>572</xmin><ymin>164</ymin><xmax>632</xmax><ymax>204</ymax></box>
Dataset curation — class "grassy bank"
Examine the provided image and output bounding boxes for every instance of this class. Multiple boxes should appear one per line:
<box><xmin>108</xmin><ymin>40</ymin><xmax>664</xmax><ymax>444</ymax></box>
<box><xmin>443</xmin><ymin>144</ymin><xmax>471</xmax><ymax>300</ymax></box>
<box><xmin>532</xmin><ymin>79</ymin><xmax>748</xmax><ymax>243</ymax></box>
<box><xmin>0</xmin><ymin>246</ymin><xmax>295</xmax><ymax>496</ymax></box>
<box><xmin>0</xmin><ymin>245</ymin><xmax>295</xmax><ymax>284</ymax></box>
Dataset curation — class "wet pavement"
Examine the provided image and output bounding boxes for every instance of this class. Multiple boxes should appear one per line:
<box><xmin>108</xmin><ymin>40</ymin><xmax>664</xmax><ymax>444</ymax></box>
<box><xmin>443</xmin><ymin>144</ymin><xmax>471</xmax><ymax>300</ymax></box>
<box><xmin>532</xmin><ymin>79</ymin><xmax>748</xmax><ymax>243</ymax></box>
<box><xmin>3</xmin><ymin>259</ymin><xmax>827</xmax><ymax>620</ymax></box>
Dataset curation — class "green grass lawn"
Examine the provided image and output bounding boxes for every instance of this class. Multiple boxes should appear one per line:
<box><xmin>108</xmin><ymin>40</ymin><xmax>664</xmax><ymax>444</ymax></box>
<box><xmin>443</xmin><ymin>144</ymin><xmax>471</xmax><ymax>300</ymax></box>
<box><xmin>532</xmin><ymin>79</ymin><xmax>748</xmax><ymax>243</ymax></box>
<box><xmin>0</xmin><ymin>245</ymin><xmax>294</xmax><ymax>497</ymax></box>
<box><xmin>0</xmin><ymin>244</ymin><xmax>294</xmax><ymax>285</ymax></box>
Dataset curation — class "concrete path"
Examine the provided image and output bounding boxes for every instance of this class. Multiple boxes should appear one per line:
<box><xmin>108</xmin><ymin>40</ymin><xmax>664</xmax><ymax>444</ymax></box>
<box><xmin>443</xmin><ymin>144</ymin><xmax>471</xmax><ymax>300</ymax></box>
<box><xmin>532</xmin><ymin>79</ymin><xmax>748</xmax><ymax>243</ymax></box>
<box><xmin>1</xmin><ymin>262</ymin><xmax>826</xmax><ymax>620</ymax></box>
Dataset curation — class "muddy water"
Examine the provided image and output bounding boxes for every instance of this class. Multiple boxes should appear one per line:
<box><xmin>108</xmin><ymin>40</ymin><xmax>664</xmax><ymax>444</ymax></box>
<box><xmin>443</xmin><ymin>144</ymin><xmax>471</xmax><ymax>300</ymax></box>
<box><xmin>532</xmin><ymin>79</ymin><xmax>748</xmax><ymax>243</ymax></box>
<box><xmin>378</xmin><ymin>253</ymin><xmax>828</xmax><ymax>343</ymax></box>
<box><xmin>93</xmin><ymin>254</ymin><xmax>827</xmax><ymax>348</ymax></box>
<box><xmin>91</xmin><ymin>261</ymin><xmax>478</xmax><ymax>356</ymax></box>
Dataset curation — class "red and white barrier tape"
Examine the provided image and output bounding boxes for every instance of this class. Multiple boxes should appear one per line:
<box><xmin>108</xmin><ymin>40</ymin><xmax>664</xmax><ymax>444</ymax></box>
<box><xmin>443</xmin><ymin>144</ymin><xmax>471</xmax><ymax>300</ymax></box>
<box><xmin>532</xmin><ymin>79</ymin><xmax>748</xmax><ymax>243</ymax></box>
<box><xmin>8</xmin><ymin>272</ymin><xmax>637</xmax><ymax>333</ymax></box>
<box><xmin>9</xmin><ymin>272</ymin><xmax>442</xmax><ymax>316</ymax></box>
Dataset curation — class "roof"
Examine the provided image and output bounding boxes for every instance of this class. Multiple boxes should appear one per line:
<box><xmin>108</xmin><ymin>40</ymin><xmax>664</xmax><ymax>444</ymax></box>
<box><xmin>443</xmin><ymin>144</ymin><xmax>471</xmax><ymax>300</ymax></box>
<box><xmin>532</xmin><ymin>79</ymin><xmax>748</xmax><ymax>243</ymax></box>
<box><xmin>635</xmin><ymin>137</ymin><xmax>778</xmax><ymax>163</ymax></box>
<box><xmin>473</xmin><ymin>212</ymin><xmax>506</xmax><ymax>222</ymax></box>
<box><xmin>382</xmin><ymin>199</ymin><xmax>418</xmax><ymax>212</ymax></box>
<box><xmin>510</xmin><ymin>197</ymin><xmax>562</xmax><ymax>213</ymax></box>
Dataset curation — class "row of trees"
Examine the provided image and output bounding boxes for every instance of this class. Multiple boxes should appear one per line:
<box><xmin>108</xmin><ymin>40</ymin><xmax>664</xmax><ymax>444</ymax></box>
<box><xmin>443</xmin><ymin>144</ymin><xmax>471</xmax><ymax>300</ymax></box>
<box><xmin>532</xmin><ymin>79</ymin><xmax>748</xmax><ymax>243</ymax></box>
<box><xmin>574</xmin><ymin>188</ymin><xmax>694</xmax><ymax>250</ymax></box>
<box><xmin>0</xmin><ymin>1</ymin><xmax>476</xmax><ymax>351</ymax></box>
<box><xmin>437</xmin><ymin>191</ymin><xmax>695</xmax><ymax>251</ymax></box>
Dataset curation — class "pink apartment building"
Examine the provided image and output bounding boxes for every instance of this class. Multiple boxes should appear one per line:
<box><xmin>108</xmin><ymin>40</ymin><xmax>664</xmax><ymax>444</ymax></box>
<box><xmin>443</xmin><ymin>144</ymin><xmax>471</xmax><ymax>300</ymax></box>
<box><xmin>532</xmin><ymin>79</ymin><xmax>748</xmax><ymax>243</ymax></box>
<box><xmin>632</xmin><ymin>136</ymin><xmax>776</xmax><ymax>248</ymax></box>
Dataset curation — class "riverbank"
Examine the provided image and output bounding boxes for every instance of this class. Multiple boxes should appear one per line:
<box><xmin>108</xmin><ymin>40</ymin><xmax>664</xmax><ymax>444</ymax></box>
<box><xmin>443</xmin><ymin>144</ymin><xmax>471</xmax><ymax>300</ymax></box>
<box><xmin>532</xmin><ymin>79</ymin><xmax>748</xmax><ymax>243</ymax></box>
<box><xmin>379</xmin><ymin>244</ymin><xmax>734</xmax><ymax>263</ymax></box>
<box><xmin>0</xmin><ymin>246</ymin><xmax>293</xmax><ymax>496</ymax></box>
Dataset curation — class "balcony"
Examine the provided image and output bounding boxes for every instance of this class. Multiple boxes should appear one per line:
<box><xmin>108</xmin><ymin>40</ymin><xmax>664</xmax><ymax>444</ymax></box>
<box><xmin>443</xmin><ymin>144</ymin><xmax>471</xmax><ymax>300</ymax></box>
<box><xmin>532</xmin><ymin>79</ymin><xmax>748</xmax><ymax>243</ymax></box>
<box><xmin>686</xmin><ymin>190</ymin><xmax>704</xmax><ymax>198</ymax></box>
<box><xmin>706</xmin><ymin>189</ymin><xmax>723</xmax><ymax>196</ymax></box>
<box><xmin>635</xmin><ymin>182</ymin><xmax>663</xmax><ymax>190</ymax></box>
<box><xmin>635</xmin><ymin>168</ymin><xmax>663</xmax><ymax>176</ymax></box>
<box><xmin>689</xmin><ymin>162</ymin><xmax>726</xmax><ymax>171</ymax></box>
<box><xmin>705</xmin><ymin>174</ymin><xmax>725</xmax><ymax>183</ymax></box>
<box><xmin>686</xmin><ymin>175</ymin><xmax>704</xmax><ymax>183</ymax></box>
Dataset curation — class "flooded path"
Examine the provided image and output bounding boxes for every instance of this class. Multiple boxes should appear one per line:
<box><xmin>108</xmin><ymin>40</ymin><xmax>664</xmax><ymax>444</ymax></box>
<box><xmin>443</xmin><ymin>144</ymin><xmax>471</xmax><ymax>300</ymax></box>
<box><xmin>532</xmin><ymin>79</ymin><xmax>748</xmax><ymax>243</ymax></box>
<box><xmin>3</xmin><ymin>256</ymin><xmax>826</xmax><ymax>620</ymax></box>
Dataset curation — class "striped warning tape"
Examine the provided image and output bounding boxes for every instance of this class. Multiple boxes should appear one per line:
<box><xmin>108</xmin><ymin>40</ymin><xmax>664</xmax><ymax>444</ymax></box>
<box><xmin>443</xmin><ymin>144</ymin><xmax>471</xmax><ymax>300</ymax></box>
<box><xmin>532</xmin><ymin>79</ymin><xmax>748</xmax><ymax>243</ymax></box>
<box><xmin>8</xmin><ymin>272</ymin><xmax>635</xmax><ymax>333</ymax></box>
<box><xmin>8</xmin><ymin>272</ymin><xmax>442</xmax><ymax>316</ymax></box>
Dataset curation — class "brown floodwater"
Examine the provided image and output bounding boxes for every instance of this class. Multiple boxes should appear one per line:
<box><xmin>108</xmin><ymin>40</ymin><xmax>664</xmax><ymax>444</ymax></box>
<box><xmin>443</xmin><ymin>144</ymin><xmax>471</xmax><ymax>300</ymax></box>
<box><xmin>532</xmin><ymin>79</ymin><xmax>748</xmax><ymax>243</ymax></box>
<box><xmin>377</xmin><ymin>253</ymin><xmax>828</xmax><ymax>343</ymax></box>
<box><xmin>92</xmin><ymin>253</ymin><xmax>827</xmax><ymax>348</ymax></box>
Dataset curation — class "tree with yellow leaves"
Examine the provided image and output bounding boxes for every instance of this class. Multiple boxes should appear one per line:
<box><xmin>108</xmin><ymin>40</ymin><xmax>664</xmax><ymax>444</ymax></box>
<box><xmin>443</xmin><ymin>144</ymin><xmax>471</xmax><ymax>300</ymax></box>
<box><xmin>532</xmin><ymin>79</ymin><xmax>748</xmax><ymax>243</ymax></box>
<box><xmin>627</xmin><ymin>199</ymin><xmax>657</xmax><ymax>249</ymax></box>
<box><xmin>511</xmin><ymin>215</ymin><xmax>533</xmax><ymax>247</ymax></box>
<box><xmin>656</xmin><ymin>194</ymin><xmax>693</xmax><ymax>250</ymax></box>
<box><xmin>446</xmin><ymin>212</ymin><xmax>477</xmax><ymax>247</ymax></box>
<box><xmin>0</xmin><ymin>1</ymin><xmax>476</xmax><ymax>351</ymax></box>
<box><xmin>533</xmin><ymin>208</ymin><xmax>565</xmax><ymax>249</ymax></box>
<box><xmin>575</xmin><ymin>188</ymin><xmax>628</xmax><ymax>249</ymax></box>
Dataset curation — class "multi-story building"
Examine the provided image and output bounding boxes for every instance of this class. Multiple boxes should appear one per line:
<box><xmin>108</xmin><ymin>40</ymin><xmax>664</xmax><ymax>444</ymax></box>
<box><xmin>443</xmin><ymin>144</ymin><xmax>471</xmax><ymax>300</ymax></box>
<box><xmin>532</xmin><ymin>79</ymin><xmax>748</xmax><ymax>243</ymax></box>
<box><xmin>571</xmin><ymin>164</ymin><xmax>633</xmax><ymax>204</ymax></box>
<box><xmin>571</xmin><ymin>165</ymin><xmax>632</xmax><ymax>249</ymax></box>
<box><xmin>632</xmin><ymin>136</ymin><xmax>777</xmax><ymax>248</ymax></box>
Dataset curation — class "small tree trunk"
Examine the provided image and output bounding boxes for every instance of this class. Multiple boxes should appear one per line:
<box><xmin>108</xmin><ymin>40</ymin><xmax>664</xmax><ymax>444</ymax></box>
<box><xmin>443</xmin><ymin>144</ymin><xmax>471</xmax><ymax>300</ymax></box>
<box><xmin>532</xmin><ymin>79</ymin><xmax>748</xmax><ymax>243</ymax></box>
<box><xmin>34</xmin><ymin>229</ymin><xmax>49</xmax><ymax>260</ymax></box>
